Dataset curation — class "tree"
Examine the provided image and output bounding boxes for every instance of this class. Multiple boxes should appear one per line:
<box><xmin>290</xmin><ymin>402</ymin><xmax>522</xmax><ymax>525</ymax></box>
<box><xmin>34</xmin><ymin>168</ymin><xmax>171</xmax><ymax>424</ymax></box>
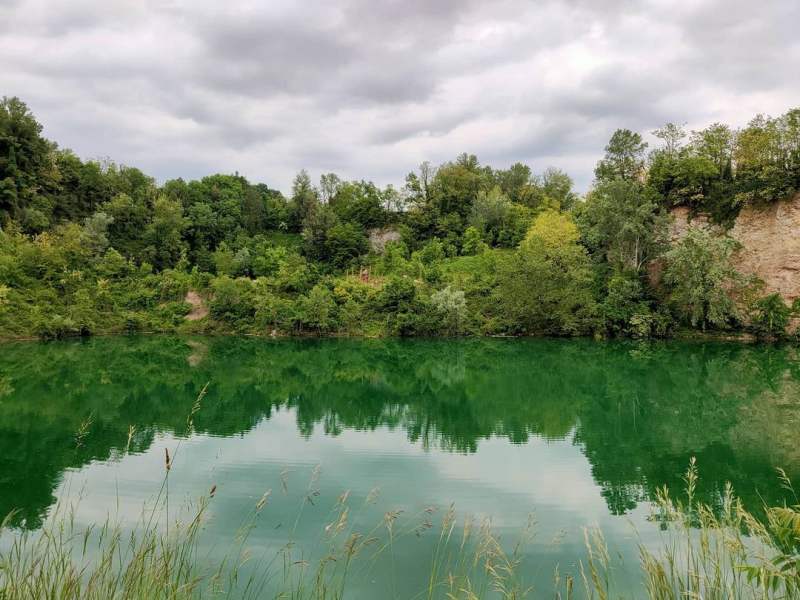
<box><xmin>209</xmin><ymin>275</ymin><xmax>255</xmax><ymax>324</ymax></box>
<box><xmin>461</xmin><ymin>226</ymin><xmax>486</xmax><ymax>256</ymax></box>
<box><xmin>81</xmin><ymin>211</ymin><xmax>114</xmax><ymax>255</ymax></box>
<box><xmin>690</xmin><ymin>123</ymin><xmax>735</xmax><ymax>179</ymax></box>
<box><xmin>375</xmin><ymin>275</ymin><xmax>433</xmax><ymax>336</ymax></box>
<box><xmin>331</xmin><ymin>180</ymin><xmax>386</xmax><ymax>228</ymax></box>
<box><xmin>431</xmin><ymin>286</ymin><xmax>467</xmax><ymax>335</ymax></box>
<box><xmin>497</xmin><ymin>211</ymin><xmax>596</xmax><ymax>335</ymax></box>
<box><xmin>495</xmin><ymin>162</ymin><xmax>532</xmax><ymax>204</ymax></box>
<box><xmin>599</xmin><ymin>271</ymin><xmax>667</xmax><ymax>337</ymax></box>
<box><xmin>143</xmin><ymin>196</ymin><xmax>186</xmax><ymax>270</ymax></box>
<box><xmin>663</xmin><ymin>228</ymin><xmax>742</xmax><ymax>330</ymax></box>
<box><xmin>647</xmin><ymin>151</ymin><xmax>718</xmax><ymax>208</ymax></box>
<box><xmin>470</xmin><ymin>186</ymin><xmax>532</xmax><ymax>248</ymax></box>
<box><xmin>541</xmin><ymin>167</ymin><xmax>578</xmax><ymax>210</ymax></box>
<box><xmin>751</xmin><ymin>293</ymin><xmax>791</xmax><ymax>338</ymax></box>
<box><xmin>241</xmin><ymin>185</ymin><xmax>267</xmax><ymax>234</ymax></box>
<box><xmin>302</xmin><ymin>204</ymin><xmax>339</xmax><ymax>263</ymax></box>
<box><xmin>594</xmin><ymin>129</ymin><xmax>648</xmax><ymax>182</ymax></box>
<box><xmin>577</xmin><ymin>179</ymin><xmax>670</xmax><ymax>273</ymax></box>
<box><xmin>325</xmin><ymin>222</ymin><xmax>368</xmax><ymax>269</ymax></box>
<box><xmin>0</xmin><ymin>97</ymin><xmax>52</xmax><ymax>221</ymax></box>
<box><xmin>319</xmin><ymin>173</ymin><xmax>342</xmax><ymax>204</ymax></box>
<box><xmin>213</xmin><ymin>242</ymin><xmax>237</xmax><ymax>276</ymax></box>
<box><xmin>734</xmin><ymin>111</ymin><xmax>800</xmax><ymax>205</ymax></box>
<box><xmin>431</xmin><ymin>156</ymin><xmax>485</xmax><ymax>218</ymax></box>
<box><xmin>289</xmin><ymin>169</ymin><xmax>319</xmax><ymax>229</ymax></box>
<box><xmin>295</xmin><ymin>284</ymin><xmax>336</xmax><ymax>332</ymax></box>
<box><xmin>652</xmin><ymin>123</ymin><xmax>686</xmax><ymax>157</ymax></box>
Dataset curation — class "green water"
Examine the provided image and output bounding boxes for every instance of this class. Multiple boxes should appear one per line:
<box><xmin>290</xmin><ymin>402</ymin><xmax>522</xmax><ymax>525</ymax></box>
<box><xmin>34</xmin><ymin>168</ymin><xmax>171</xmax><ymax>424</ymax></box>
<box><xmin>0</xmin><ymin>336</ymin><xmax>798</xmax><ymax>596</ymax></box>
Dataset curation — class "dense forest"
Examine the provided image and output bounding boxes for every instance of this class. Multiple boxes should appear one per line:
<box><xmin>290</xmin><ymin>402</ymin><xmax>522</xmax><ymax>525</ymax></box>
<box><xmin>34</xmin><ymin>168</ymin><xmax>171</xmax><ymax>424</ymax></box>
<box><xmin>1</xmin><ymin>97</ymin><xmax>799</xmax><ymax>340</ymax></box>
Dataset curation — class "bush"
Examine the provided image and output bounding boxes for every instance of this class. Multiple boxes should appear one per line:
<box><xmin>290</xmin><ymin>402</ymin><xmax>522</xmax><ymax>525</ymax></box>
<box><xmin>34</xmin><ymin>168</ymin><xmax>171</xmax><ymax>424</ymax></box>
<box><xmin>751</xmin><ymin>293</ymin><xmax>792</xmax><ymax>338</ymax></box>
<box><xmin>209</xmin><ymin>276</ymin><xmax>256</xmax><ymax>325</ymax></box>
<box><xmin>294</xmin><ymin>284</ymin><xmax>337</xmax><ymax>333</ymax></box>
<box><xmin>431</xmin><ymin>286</ymin><xmax>467</xmax><ymax>335</ymax></box>
<box><xmin>375</xmin><ymin>275</ymin><xmax>436</xmax><ymax>336</ymax></box>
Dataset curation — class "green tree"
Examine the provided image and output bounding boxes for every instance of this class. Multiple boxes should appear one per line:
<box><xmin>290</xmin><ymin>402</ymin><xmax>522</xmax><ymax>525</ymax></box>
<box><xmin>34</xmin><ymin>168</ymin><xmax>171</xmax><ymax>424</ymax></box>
<box><xmin>495</xmin><ymin>162</ymin><xmax>533</xmax><ymax>204</ymax></box>
<box><xmin>461</xmin><ymin>226</ymin><xmax>486</xmax><ymax>256</ymax></box>
<box><xmin>325</xmin><ymin>222</ymin><xmax>368</xmax><ymax>269</ymax></box>
<box><xmin>663</xmin><ymin>228</ymin><xmax>742</xmax><ymax>330</ymax></box>
<box><xmin>431</xmin><ymin>286</ymin><xmax>467</xmax><ymax>335</ymax></box>
<box><xmin>652</xmin><ymin>123</ymin><xmax>687</xmax><ymax>157</ymax></box>
<box><xmin>209</xmin><ymin>275</ymin><xmax>255</xmax><ymax>324</ymax></box>
<box><xmin>594</xmin><ymin>129</ymin><xmax>648</xmax><ymax>182</ymax></box>
<box><xmin>0</xmin><ymin>97</ymin><xmax>52</xmax><ymax>221</ymax></box>
<box><xmin>143</xmin><ymin>196</ymin><xmax>186</xmax><ymax>270</ymax></box>
<box><xmin>319</xmin><ymin>173</ymin><xmax>342</xmax><ymax>204</ymax></box>
<box><xmin>289</xmin><ymin>169</ymin><xmax>319</xmax><ymax>230</ymax></box>
<box><xmin>497</xmin><ymin>211</ymin><xmax>596</xmax><ymax>334</ymax></box>
<box><xmin>331</xmin><ymin>180</ymin><xmax>386</xmax><ymax>228</ymax></box>
<box><xmin>542</xmin><ymin>167</ymin><xmax>578</xmax><ymax>210</ymax></box>
<box><xmin>295</xmin><ymin>284</ymin><xmax>336</xmax><ymax>332</ymax></box>
<box><xmin>81</xmin><ymin>211</ymin><xmax>114</xmax><ymax>255</ymax></box>
<box><xmin>577</xmin><ymin>179</ymin><xmax>670</xmax><ymax>273</ymax></box>
<box><xmin>213</xmin><ymin>242</ymin><xmax>237</xmax><ymax>276</ymax></box>
<box><xmin>648</xmin><ymin>151</ymin><xmax>719</xmax><ymax>208</ymax></box>
<box><xmin>751</xmin><ymin>293</ymin><xmax>791</xmax><ymax>338</ymax></box>
<box><xmin>302</xmin><ymin>204</ymin><xmax>339</xmax><ymax>263</ymax></box>
<box><xmin>470</xmin><ymin>186</ymin><xmax>532</xmax><ymax>248</ymax></box>
<box><xmin>691</xmin><ymin>123</ymin><xmax>734</xmax><ymax>176</ymax></box>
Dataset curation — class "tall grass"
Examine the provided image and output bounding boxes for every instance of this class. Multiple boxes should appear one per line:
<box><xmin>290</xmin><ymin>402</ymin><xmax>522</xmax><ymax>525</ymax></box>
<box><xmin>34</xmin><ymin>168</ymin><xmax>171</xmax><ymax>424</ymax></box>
<box><xmin>2</xmin><ymin>462</ymin><xmax>798</xmax><ymax>599</ymax></box>
<box><xmin>1</xmin><ymin>388</ymin><xmax>798</xmax><ymax>599</ymax></box>
<box><xmin>634</xmin><ymin>459</ymin><xmax>800</xmax><ymax>599</ymax></box>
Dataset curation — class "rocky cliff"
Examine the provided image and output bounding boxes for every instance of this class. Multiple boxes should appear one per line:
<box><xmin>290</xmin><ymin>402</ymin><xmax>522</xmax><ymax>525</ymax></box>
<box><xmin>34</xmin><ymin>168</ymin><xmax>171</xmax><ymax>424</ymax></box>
<box><xmin>670</xmin><ymin>192</ymin><xmax>800</xmax><ymax>305</ymax></box>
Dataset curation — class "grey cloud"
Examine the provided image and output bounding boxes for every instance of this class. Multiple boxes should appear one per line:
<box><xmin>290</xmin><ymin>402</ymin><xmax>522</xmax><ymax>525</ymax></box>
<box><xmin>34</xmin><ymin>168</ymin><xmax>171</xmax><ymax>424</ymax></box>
<box><xmin>0</xmin><ymin>0</ymin><xmax>797</xmax><ymax>194</ymax></box>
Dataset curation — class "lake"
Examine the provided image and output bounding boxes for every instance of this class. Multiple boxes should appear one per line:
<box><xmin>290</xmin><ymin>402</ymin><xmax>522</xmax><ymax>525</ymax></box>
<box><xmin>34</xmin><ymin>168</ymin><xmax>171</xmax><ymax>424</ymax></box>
<box><xmin>0</xmin><ymin>336</ymin><xmax>798</xmax><ymax>597</ymax></box>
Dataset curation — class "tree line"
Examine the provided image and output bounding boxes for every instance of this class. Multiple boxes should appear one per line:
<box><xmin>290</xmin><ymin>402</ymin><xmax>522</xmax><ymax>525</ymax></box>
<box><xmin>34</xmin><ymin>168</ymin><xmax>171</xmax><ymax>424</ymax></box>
<box><xmin>1</xmin><ymin>96</ymin><xmax>798</xmax><ymax>339</ymax></box>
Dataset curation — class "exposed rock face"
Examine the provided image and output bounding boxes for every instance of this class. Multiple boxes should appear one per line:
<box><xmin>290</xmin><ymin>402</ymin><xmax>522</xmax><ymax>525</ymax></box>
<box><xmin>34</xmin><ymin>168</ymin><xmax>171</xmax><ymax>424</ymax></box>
<box><xmin>368</xmin><ymin>227</ymin><xmax>402</xmax><ymax>254</ymax></box>
<box><xmin>670</xmin><ymin>193</ymin><xmax>800</xmax><ymax>304</ymax></box>
<box><xmin>184</xmin><ymin>290</ymin><xmax>209</xmax><ymax>321</ymax></box>
<box><xmin>730</xmin><ymin>195</ymin><xmax>800</xmax><ymax>304</ymax></box>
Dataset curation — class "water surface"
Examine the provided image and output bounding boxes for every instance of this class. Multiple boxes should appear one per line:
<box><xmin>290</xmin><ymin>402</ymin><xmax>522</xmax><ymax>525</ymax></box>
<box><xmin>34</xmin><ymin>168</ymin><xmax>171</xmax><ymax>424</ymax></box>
<box><xmin>0</xmin><ymin>337</ymin><xmax>798</xmax><ymax>596</ymax></box>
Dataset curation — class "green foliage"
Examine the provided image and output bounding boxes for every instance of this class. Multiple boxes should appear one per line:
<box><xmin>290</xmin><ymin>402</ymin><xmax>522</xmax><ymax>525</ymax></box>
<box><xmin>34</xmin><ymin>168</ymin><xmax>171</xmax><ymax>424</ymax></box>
<box><xmin>431</xmin><ymin>286</ymin><xmax>467</xmax><ymax>335</ymax></box>
<box><xmin>751</xmin><ymin>293</ymin><xmax>792</xmax><ymax>338</ymax></box>
<box><xmin>209</xmin><ymin>276</ymin><xmax>255</xmax><ymax>325</ymax></box>
<box><xmin>594</xmin><ymin>128</ymin><xmax>648</xmax><ymax>182</ymax></box>
<box><xmin>648</xmin><ymin>151</ymin><xmax>719</xmax><ymax>208</ymax></box>
<box><xmin>577</xmin><ymin>179</ymin><xmax>670</xmax><ymax>273</ymax></box>
<box><xmin>375</xmin><ymin>275</ymin><xmax>436</xmax><ymax>336</ymax></box>
<box><xmin>663</xmin><ymin>228</ymin><xmax>743</xmax><ymax>330</ymax></box>
<box><xmin>646</xmin><ymin>109</ymin><xmax>800</xmax><ymax>221</ymax></box>
<box><xmin>289</xmin><ymin>169</ymin><xmax>319</xmax><ymax>230</ymax></box>
<box><xmin>460</xmin><ymin>226</ymin><xmax>486</xmax><ymax>256</ymax></box>
<box><xmin>734</xmin><ymin>111</ymin><xmax>800</xmax><ymax>206</ymax></box>
<box><xmin>324</xmin><ymin>222</ymin><xmax>369</xmax><ymax>269</ymax></box>
<box><xmin>330</xmin><ymin>180</ymin><xmax>386</xmax><ymax>229</ymax></box>
<box><xmin>294</xmin><ymin>284</ymin><xmax>337</xmax><ymax>332</ymax></box>
<box><xmin>470</xmin><ymin>186</ymin><xmax>533</xmax><ymax>248</ymax></box>
<box><xmin>496</xmin><ymin>211</ymin><xmax>596</xmax><ymax>335</ymax></box>
<box><xmin>0</xmin><ymin>97</ymin><xmax>796</xmax><ymax>340</ymax></box>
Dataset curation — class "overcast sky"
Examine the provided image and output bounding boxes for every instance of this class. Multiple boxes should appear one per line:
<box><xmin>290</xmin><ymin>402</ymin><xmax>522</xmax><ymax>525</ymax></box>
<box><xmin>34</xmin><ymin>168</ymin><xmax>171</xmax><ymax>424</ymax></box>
<box><xmin>1</xmin><ymin>0</ymin><xmax>798</xmax><ymax>193</ymax></box>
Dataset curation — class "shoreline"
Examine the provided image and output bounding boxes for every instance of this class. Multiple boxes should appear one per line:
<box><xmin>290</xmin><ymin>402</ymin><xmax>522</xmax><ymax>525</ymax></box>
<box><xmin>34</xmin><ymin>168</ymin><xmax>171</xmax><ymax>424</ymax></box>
<box><xmin>0</xmin><ymin>327</ymin><xmax>774</xmax><ymax>345</ymax></box>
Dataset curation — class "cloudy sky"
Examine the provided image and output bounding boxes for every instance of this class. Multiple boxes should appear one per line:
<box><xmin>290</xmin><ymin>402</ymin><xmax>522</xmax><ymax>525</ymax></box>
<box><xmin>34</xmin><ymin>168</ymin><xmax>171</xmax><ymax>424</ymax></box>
<box><xmin>1</xmin><ymin>0</ymin><xmax>798</xmax><ymax>192</ymax></box>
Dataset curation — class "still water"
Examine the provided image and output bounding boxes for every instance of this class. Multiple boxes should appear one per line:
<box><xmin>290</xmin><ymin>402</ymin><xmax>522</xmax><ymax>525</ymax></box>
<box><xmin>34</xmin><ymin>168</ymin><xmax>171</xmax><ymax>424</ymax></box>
<box><xmin>0</xmin><ymin>336</ymin><xmax>798</xmax><ymax>596</ymax></box>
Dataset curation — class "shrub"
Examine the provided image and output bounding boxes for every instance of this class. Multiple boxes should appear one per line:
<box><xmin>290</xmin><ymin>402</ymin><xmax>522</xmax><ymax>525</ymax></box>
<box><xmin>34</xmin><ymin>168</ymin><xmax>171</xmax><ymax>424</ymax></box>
<box><xmin>209</xmin><ymin>276</ymin><xmax>256</xmax><ymax>325</ymax></box>
<box><xmin>431</xmin><ymin>286</ymin><xmax>467</xmax><ymax>335</ymax></box>
<box><xmin>751</xmin><ymin>293</ymin><xmax>792</xmax><ymax>338</ymax></box>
